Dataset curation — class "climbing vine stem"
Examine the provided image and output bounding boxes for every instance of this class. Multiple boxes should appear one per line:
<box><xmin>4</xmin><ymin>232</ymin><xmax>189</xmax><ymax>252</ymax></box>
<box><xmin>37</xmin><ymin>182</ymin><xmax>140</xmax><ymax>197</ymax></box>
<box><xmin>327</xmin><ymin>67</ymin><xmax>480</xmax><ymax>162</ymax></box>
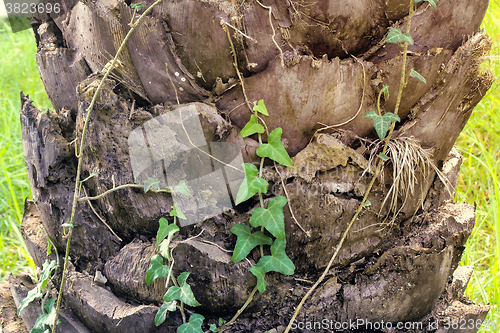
<box><xmin>284</xmin><ymin>0</ymin><xmax>418</xmax><ymax>331</ymax></box>
<box><xmin>51</xmin><ymin>0</ymin><xmax>167</xmax><ymax>331</ymax></box>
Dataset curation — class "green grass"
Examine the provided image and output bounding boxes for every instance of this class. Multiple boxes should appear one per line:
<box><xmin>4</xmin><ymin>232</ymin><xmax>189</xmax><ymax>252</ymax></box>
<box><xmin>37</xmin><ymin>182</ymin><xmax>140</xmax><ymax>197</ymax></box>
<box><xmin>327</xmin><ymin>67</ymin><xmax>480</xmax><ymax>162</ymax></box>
<box><xmin>457</xmin><ymin>1</ymin><xmax>500</xmax><ymax>330</ymax></box>
<box><xmin>0</xmin><ymin>18</ymin><xmax>51</xmax><ymax>281</ymax></box>
<box><xmin>0</xmin><ymin>3</ymin><xmax>499</xmax><ymax>330</ymax></box>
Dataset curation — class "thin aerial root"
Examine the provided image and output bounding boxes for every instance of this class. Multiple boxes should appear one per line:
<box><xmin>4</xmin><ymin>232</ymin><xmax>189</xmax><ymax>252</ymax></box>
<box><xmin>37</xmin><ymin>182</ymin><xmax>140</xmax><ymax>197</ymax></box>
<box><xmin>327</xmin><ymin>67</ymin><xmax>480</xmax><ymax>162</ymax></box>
<box><xmin>221</xmin><ymin>19</ymin><xmax>258</xmax><ymax>43</ymax></box>
<box><xmin>221</xmin><ymin>21</ymin><xmax>253</xmax><ymax>112</ymax></box>
<box><xmin>275</xmin><ymin>163</ymin><xmax>310</xmax><ymax>237</ymax></box>
<box><xmin>255</xmin><ymin>0</ymin><xmax>285</xmax><ymax>68</ymax></box>
<box><xmin>83</xmin><ymin>187</ymin><xmax>122</xmax><ymax>242</ymax></box>
<box><xmin>312</xmin><ymin>55</ymin><xmax>367</xmax><ymax>142</ymax></box>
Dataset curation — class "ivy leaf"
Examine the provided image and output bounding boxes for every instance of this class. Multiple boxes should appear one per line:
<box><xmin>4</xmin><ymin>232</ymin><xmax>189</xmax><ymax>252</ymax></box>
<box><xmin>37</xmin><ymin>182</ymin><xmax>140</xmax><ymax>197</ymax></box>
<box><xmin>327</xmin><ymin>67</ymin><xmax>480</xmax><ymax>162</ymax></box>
<box><xmin>415</xmin><ymin>0</ymin><xmax>438</xmax><ymax>8</ymax></box>
<box><xmin>39</xmin><ymin>260</ymin><xmax>58</xmax><ymax>290</ymax></box>
<box><xmin>410</xmin><ymin>68</ymin><xmax>426</xmax><ymax>83</ymax></box>
<box><xmin>46</xmin><ymin>236</ymin><xmax>53</xmax><ymax>256</ymax></box>
<box><xmin>249</xmin><ymin>239</ymin><xmax>295</xmax><ymax>293</ymax></box>
<box><xmin>18</xmin><ymin>286</ymin><xmax>42</xmax><ymax>315</ymax></box>
<box><xmin>173</xmin><ymin>180</ymin><xmax>190</xmax><ymax>196</ymax></box>
<box><xmin>253</xmin><ymin>99</ymin><xmax>269</xmax><ymax>116</ymax></box>
<box><xmin>170</xmin><ymin>203</ymin><xmax>187</xmax><ymax>220</ymax></box>
<box><xmin>157</xmin><ymin>218</ymin><xmax>179</xmax><ymax>244</ymax></box>
<box><xmin>364</xmin><ymin>111</ymin><xmax>401</xmax><ymax>140</ymax></box>
<box><xmin>61</xmin><ymin>222</ymin><xmax>73</xmax><ymax>228</ymax></box>
<box><xmin>177</xmin><ymin>313</ymin><xmax>205</xmax><ymax>333</ymax></box>
<box><xmin>164</xmin><ymin>272</ymin><xmax>201</xmax><ymax>307</ymax></box>
<box><xmin>240</xmin><ymin>115</ymin><xmax>265</xmax><ymax>138</ymax></box>
<box><xmin>130</xmin><ymin>2</ymin><xmax>145</xmax><ymax>10</ymax></box>
<box><xmin>144</xmin><ymin>177</ymin><xmax>160</xmax><ymax>192</ymax></box>
<box><xmin>256</xmin><ymin>128</ymin><xmax>293</xmax><ymax>167</ymax></box>
<box><xmin>255</xmin><ymin>239</ymin><xmax>295</xmax><ymax>275</ymax></box>
<box><xmin>210</xmin><ymin>323</ymin><xmax>220</xmax><ymax>332</ymax></box>
<box><xmin>158</xmin><ymin>240</ymin><xmax>170</xmax><ymax>259</ymax></box>
<box><xmin>32</xmin><ymin>298</ymin><xmax>60</xmax><ymax>330</ymax></box>
<box><xmin>363</xmin><ymin>200</ymin><xmax>371</xmax><ymax>207</ymax></box>
<box><xmin>385</xmin><ymin>27</ymin><xmax>414</xmax><ymax>45</ymax></box>
<box><xmin>235</xmin><ymin>163</ymin><xmax>269</xmax><ymax>205</ymax></box>
<box><xmin>155</xmin><ymin>301</ymin><xmax>176</xmax><ymax>326</ymax></box>
<box><xmin>81</xmin><ymin>171</ymin><xmax>98</xmax><ymax>183</ymax></box>
<box><xmin>382</xmin><ymin>84</ymin><xmax>389</xmax><ymax>99</ymax></box>
<box><xmin>30</xmin><ymin>327</ymin><xmax>49</xmax><ymax>333</ymax></box>
<box><xmin>377</xmin><ymin>152</ymin><xmax>389</xmax><ymax>161</ymax></box>
<box><xmin>249</xmin><ymin>265</ymin><xmax>267</xmax><ymax>293</ymax></box>
<box><xmin>157</xmin><ymin>217</ymin><xmax>180</xmax><ymax>259</ymax></box>
<box><xmin>249</xmin><ymin>196</ymin><xmax>287</xmax><ymax>241</ymax></box>
<box><xmin>230</xmin><ymin>224</ymin><xmax>273</xmax><ymax>263</ymax></box>
<box><xmin>146</xmin><ymin>255</ymin><xmax>170</xmax><ymax>285</ymax></box>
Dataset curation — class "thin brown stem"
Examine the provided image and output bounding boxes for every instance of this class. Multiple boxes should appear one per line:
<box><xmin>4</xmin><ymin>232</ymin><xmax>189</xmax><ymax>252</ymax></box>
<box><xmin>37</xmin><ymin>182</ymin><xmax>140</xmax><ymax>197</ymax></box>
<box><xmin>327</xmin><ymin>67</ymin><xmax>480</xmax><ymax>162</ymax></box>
<box><xmin>274</xmin><ymin>162</ymin><xmax>310</xmax><ymax>237</ymax></box>
<box><xmin>313</xmin><ymin>56</ymin><xmax>366</xmax><ymax>139</ymax></box>
<box><xmin>219</xmin><ymin>286</ymin><xmax>259</xmax><ymax>331</ymax></box>
<box><xmin>77</xmin><ymin>184</ymin><xmax>163</xmax><ymax>201</ymax></box>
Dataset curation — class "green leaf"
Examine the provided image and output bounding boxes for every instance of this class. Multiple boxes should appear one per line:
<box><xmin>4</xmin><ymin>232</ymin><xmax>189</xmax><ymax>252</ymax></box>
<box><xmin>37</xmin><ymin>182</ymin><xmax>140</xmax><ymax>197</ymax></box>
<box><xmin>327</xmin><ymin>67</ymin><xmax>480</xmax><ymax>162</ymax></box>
<box><xmin>253</xmin><ymin>99</ymin><xmax>269</xmax><ymax>116</ymax></box>
<box><xmin>158</xmin><ymin>239</ymin><xmax>171</xmax><ymax>260</ymax></box>
<box><xmin>363</xmin><ymin>200</ymin><xmax>371</xmax><ymax>207</ymax></box>
<box><xmin>170</xmin><ymin>203</ymin><xmax>186</xmax><ymax>220</ymax></box>
<box><xmin>364</xmin><ymin>111</ymin><xmax>401</xmax><ymax>140</ymax></box>
<box><xmin>177</xmin><ymin>313</ymin><xmax>205</xmax><ymax>333</ymax></box>
<box><xmin>174</xmin><ymin>180</ymin><xmax>190</xmax><ymax>196</ymax></box>
<box><xmin>81</xmin><ymin>172</ymin><xmax>98</xmax><ymax>183</ymax></box>
<box><xmin>32</xmin><ymin>298</ymin><xmax>60</xmax><ymax>330</ymax></box>
<box><xmin>256</xmin><ymin>128</ymin><xmax>293</xmax><ymax>167</ymax></box>
<box><xmin>240</xmin><ymin>115</ymin><xmax>265</xmax><ymax>138</ymax></box>
<box><xmin>235</xmin><ymin>163</ymin><xmax>269</xmax><ymax>205</ymax></box>
<box><xmin>155</xmin><ymin>301</ymin><xmax>176</xmax><ymax>326</ymax></box>
<box><xmin>382</xmin><ymin>85</ymin><xmax>389</xmax><ymax>99</ymax></box>
<box><xmin>131</xmin><ymin>2</ymin><xmax>145</xmax><ymax>10</ymax></box>
<box><xmin>157</xmin><ymin>217</ymin><xmax>180</xmax><ymax>259</ymax></box>
<box><xmin>164</xmin><ymin>272</ymin><xmax>201</xmax><ymax>307</ymax></box>
<box><xmin>218</xmin><ymin>318</ymin><xmax>226</xmax><ymax>326</ymax></box>
<box><xmin>157</xmin><ymin>218</ymin><xmax>179</xmax><ymax>244</ymax></box>
<box><xmin>249</xmin><ymin>196</ymin><xmax>287</xmax><ymax>241</ymax></box>
<box><xmin>61</xmin><ymin>222</ymin><xmax>73</xmax><ymax>228</ymax></box>
<box><xmin>256</xmin><ymin>239</ymin><xmax>295</xmax><ymax>275</ymax></box>
<box><xmin>249</xmin><ymin>239</ymin><xmax>295</xmax><ymax>293</ymax></box>
<box><xmin>385</xmin><ymin>27</ymin><xmax>414</xmax><ymax>45</ymax></box>
<box><xmin>377</xmin><ymin>152</ymin><xmax>389</xmax><ymax>161</ymax></box>
<box><xmin>18</xmin><ymin>286</ymin><xmax>42</xmax><ymax>315</ymax></box>
<box><xmin>146</xmin><ymin>255</ymin><xmax>170</xmax><ymax>285</ymax></box>
<box><xmin>230</xmin><ymin>224</ymin><xmax>273</xmax><ymax>263</ymax></box>
<box><xmin>46</xmin><ymin>236</ymin><xmax>52</xmax><ymax>256</ymax></box>
<box><xmin>410</xmin><ymin>68</ymin><xmax>426</xmax><ymax>83</ymax></box>
<box><xmin>415</xmin><ymin>0</ymin><xmax>438</xmax><ymax>8</ymax></box>
<box><xmin>39</xmin><ymin>260</ymin><xmax>58</xmax><ymax>290</ymax></box>
<box><xmin>144</xmin><ymin>177</ymin><xmax>160</xmax><ymax>192</ymax></box>
<box><xmin>249</xmin><ymin>265</ymin><xmax>267</xmax><ymax>293</ymax></box>
<box><xmin>210</xmin><ymin>323</ymin><xmax>220</xmax><ymax>332</ymax></box>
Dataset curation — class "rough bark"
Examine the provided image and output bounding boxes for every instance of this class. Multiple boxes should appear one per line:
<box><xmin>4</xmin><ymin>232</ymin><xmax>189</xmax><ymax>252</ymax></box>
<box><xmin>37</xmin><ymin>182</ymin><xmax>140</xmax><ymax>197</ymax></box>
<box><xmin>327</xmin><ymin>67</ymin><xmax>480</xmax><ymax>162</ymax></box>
<box><xmin>11</xmin><ymin>0</ymin><xmax>495</xmax><ymax>331</ymax></box>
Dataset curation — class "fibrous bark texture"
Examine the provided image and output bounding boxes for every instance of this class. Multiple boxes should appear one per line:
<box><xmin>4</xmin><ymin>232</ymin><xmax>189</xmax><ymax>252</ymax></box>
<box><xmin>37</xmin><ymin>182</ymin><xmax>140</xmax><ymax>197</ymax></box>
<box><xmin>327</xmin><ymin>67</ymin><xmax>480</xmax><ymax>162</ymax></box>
<box><xmin>13</xmin><ymin>0</ymin><xmax>495</xmax><ymax>332</ymax></box>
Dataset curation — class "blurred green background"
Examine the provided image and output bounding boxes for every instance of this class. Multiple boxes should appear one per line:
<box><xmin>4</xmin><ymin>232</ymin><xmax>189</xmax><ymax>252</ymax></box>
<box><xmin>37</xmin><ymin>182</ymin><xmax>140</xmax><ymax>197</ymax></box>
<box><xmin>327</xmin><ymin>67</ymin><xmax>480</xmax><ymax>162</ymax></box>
<box><xmin>1</xmin><ymin>2</ymin><xmax>499</xmax><ymax>331</ymax></box>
